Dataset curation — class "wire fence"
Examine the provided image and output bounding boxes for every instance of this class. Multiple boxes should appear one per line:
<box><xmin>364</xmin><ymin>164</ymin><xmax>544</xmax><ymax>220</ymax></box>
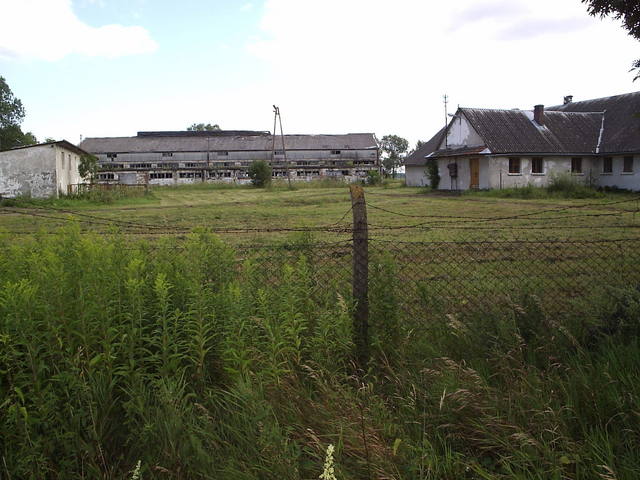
<box><xmin>2</xmin><ymin>190</ymin><xmax>640</xmax><ymax>331</ymax></box>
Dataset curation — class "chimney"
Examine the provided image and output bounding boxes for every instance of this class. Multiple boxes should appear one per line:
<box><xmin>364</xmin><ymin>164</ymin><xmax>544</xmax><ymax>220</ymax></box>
<box><xmin>534</xmin><ymin>104</ymin><xmax>544</xmax><ymax>125</ymax></box>
<box><xmin>563</xmin><ymin>95</ymin><xmax>573</xmax><ymax>105</ymax></box>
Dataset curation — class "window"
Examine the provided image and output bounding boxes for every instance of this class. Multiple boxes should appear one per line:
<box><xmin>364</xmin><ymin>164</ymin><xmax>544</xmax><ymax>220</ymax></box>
<box><xmin>341</xmin><ymin>170</ymin><xmax>350</xmax><ymax>176</ymax></box>
<box><xmin>150</xmin><ymin>172</ymin><xmax>173</xmax><ymax>179</ymax></box>
<box><xmin>179</xmin><ymin>172</ymin><xmax>202</xmax><ymax>178</ymax></box>
<box><xmin>61</xmin><ymin>153</ymin><xmax>65</xmax><ymax>169</ymax></box>
<box><xmin>67</xmin><ymin>154</ymin><xmax>71</xmax><ymax>170</ymax></box>
<box><xmin>571</xmin><ymin>157</ymin><xmax>583</xmax><ymax>174</ymax></box>
<box><xmin>217</xmin><ymin>151</ymin><xmax>229</xmax><ymax>156</ymax></box>
<box><xmin>297</xmin><ymin>161</ymin><xmax>310</xmax><ymax>166</ymax></box>
<box><xmin>274</xmin><ymin>150</ymin><xmax>284</xmax><ymax>156</ymax></box>
<box><xmin>602</xmin><ymin>157</ymin><xmax>613</xmax><ymax>174</ymax></box>
<box><xmin>98</xmin><ymin>173</ymin><xmax>115</xmax><ymax>180</ymax></box>
<box><xmin>331</xmin><ymin>150</ymin><xmax>341</xmax><ymax>155</ymax></box>
<box><xmin>623</xmin><ymin>156</ymin><xmax>634</xmax><ymax>173</ymax></box>
<box><xmin>185</xmin><ymin>162</ymin><xmax>203</xmax><ymax>168</ymax></box>
<box><xmin>571</xmin><ymin>157</ymin><xmax>582</xmax><ymax>173</ymax></box>
<box><xmin>508</xmin><ymin>157</ymin><xmax>521</xmax><ymax>174</ymax></box>
<box><xmin>531</xmin><ymin>157</ymin><xmax>544</xmax><ymax>174</ymax></box>
<box><xmin>161</xmin><ymin>152</ymin><xmax>173</xmax><ymax>157</ymax></box>
<box><xmin>163</xmin><ymin>162</ymin><xmax>179</xmax><ymax>169</ymax></box>
<box><xmin>106</xmin><ymin>153</ymin><xmax>118</xmax><ymax>160</ymax></box>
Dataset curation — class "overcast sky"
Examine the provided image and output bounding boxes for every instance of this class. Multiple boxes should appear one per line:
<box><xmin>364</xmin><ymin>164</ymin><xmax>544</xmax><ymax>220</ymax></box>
<box><xmin>1</xmin><ymin>0</ymin><xmax>638</xmax><ymax>148</ymax></box>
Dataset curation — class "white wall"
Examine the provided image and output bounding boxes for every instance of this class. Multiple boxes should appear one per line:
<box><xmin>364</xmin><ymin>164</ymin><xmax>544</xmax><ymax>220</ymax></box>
<box><xmin>444</xmin><ymin>115</ymin><xmax>484</xmax><ymax>149</ymax></box>
<box><xmin>486</xmin><ymin>156</ymin><xmax>597</xmax><ymax>189</ymax></box>
<box><xmin>0</xmin><ymin>145</ymin><xmax>57</xmax><ymax>198</ymax></box>
<box><xmin>594</xmin><ymin>155</ymin><xmax>639</xmax><ymax>191</ymax></box>
<box><xmin>54</xmin><ymin>146</ymin><xmax>83</xmax><ymax>195</ymax></box>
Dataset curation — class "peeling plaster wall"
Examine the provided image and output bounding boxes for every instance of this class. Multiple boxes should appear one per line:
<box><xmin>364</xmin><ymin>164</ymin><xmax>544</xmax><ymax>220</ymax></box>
<box><xmin>486</xmin><ymin>156</ymin><xmax>597</xmax><ymax>189</ymax></box>
<box><xmin>53</xmin><ymin>146</ymin><xmax>83</xmax><ymax>194</ymax></box>
<box><xmin>592</xmin><ymin>155</ymin><xmax>640</xmax><ymax>191</ymax></box>
<box><xmin>0</xmin><ymin>145</ymin><xmax>58</xmax><ymax>198</ymax></box>
<box><xmin>444</xmin><ymin>115</ymin><xmax>484</xmax><ymax>149</ymax></box>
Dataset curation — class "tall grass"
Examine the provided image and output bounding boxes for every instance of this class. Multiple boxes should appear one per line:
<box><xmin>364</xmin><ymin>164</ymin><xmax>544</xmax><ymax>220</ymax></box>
<box><xmin>468</xmin><ymin>173</ymin><xmax>605</xmax><ymax>199</ymax></box>
<box><xmin>0</xmin><ymin>229</ymin><xmax>638</xmax><ymax>478</ymax></box>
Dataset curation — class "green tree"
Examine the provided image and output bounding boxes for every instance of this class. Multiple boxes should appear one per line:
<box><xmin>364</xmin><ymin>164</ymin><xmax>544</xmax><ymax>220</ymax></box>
<box><xmin>380</xmin><ymin>134</ymin><xmax>409</xmax><ymax>178</ymax></box>
<box><xmin>78</xmin><ymin>154</ymin><xmax>99</xmax><ymax>183</ymax></box>
<box><xmin>583</xmin><ymin>0</ymin><xmax>640</xmax><ymax>79</ymax></box>
<box><xmin>187</xmin><ymin>123</ymin><xmax>221</xmax><ymax>131</ymax></box>
<box><xmin>0</xmin><ymin>77</ymin><xmax>37</xmax><ymax>150</ymax></box>
<box><xmin>247</xmin><ymin>160</ymin><xmax>272</xmax><ymax>187</ymax></box>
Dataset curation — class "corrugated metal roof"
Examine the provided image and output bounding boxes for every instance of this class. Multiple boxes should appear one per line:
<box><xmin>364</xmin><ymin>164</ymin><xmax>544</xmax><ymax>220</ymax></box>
<box><xmin>80</xmin><ymin>133</ymin><xmax>378</xmax><ymax>153</ymax></box>
<box><xmin>548</xmin><ymin>91</ymin><xmax>640</xmax><ymax>153</ymax></box>
<box><xmin>459</xmin><ymin>108</ymin><xmax>603</xmax><ymax>154</ymax></box>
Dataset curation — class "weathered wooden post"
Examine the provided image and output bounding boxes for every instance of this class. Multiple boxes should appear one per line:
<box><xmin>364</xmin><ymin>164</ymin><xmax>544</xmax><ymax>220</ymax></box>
<box><xmin>350</xmin><ymin>184</ymin><xmax>369</xmax><ymax>371</ymax></box>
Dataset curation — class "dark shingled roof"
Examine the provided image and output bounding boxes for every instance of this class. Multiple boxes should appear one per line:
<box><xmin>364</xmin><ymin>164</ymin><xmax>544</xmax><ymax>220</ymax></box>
<box><xmin>80</xmin><ymin>132</ymin><xmax>378</xmax><ymax>154</ymax></box>
<box><xmin>459</xmin><ymin>108</ymin><xmax>603</xmax><ymax>155</ymax></box>
<box><xmin>404</xmin><ymin>127</ymin><xmax>446</xmax><ymax>166</ymax></box>
<box><xmin>548</xmin><ymin>91</ymin><xmax>640</xmax><ymax>154</ymax></box>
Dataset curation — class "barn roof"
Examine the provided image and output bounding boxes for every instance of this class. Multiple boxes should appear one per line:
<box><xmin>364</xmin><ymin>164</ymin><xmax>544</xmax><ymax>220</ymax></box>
<box><xmin>547</xmin><ymin>91</ymin><xmax>640</xmax><ymax>154</ymax></box>
<box><xmin>80</xmin><ymin>132</ymin><xmax>379</xmax><ymax>153</ymax></box>
<box><xmin>458</xmin><ymin>108</ymin><xmax>603</xmax><ymax>155</ymax></box>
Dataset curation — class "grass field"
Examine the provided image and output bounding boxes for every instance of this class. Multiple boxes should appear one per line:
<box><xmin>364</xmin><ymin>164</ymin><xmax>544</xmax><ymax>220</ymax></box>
<box><xmin>1</xmin><ymin>183</ymin><xmax>640</xmax><ymax>479</ymax></box>
<box><xmin>1</xmin><ymin>181</ymin><xmax>639</xmax><ymax>244</ymax></box>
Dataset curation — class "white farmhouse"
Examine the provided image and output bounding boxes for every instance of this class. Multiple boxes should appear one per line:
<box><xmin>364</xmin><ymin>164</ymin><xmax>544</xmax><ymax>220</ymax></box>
<box><xmin>405</xmin><ymin>91</ymin><xmax>640</xmax><ymax>191</ymax></box>
<box><xmin>0</xmin><ymin>140</ymin><xmax>88</xmax><ymax>198</ymax></box>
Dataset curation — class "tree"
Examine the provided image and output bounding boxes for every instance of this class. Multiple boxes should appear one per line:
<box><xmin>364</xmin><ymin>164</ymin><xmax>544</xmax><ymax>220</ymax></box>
<box><xmin>187</xmin><ymin>123</ymin><xmax>221</xmax><ymax>131</ymax></box>
<box><xmin>78</xmin><ymin>154</ymin><xmax>99</xmax><ymax>183</ymax></box>
<box><xmin>0</xmin><ymin>77</ymin><xmax>37</xmax><ymax>150</ymax></box>
<box><xmin>582</xmin><ymin>0</ymin><xmax>640</xmax><ymax>79</ymax></box>
<box><xmin>248</xmin><ymin>160</ymin><xmax>272</xmax><ymax>187</ymax></box>
<box><xmin>380</xmin><ymin>134</ymin><xmax>409</xmax><ymax>178</ymax></box>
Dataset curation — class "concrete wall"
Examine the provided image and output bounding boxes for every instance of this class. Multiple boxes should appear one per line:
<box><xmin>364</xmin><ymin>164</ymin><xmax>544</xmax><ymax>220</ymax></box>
<box><xmin>405</xmin><ymin>165</ymin><xmax>427</xmax><ymax>187</ymax></box>
<box><xmin>486</xmin><ymin>156</ymin><xmax>598</xmax><ymax>189</ymax></box>
<box><xmin>444</xmin><ymin>115</ymin><xmax>483</xmax><ymax>149</ymax></box>
<box><xmin>593</xmin><ymin>155</ymin><xmax>639</xmax><ymax>191</ymax></box>
<box><xmin>0</xmin><ymin>145</ymin><xmax>57</xmax><ymax>198</ymax></box>
<box><xmin>54</xmin><ymin>145</ymin><xmax>83</xmax><ymax>194</ymax></box>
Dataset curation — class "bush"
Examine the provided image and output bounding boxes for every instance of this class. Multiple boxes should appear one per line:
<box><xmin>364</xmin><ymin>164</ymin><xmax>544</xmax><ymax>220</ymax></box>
<box><xmin>248</xmin><ymin>160</ymin><xmax>272</xmax><ymax>187</ymax></box>
<box><xmin>425</xmin><ymin>159</ymin><xmax>440</xmax><ymax>189</ymax></box>
<box><xmin>365</xmin><ymin>170</ymin><xmax>382</xmax><ymax>186</ymax></box>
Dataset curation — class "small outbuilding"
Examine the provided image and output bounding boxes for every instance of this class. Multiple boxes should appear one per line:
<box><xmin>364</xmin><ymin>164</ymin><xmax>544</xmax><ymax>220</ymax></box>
<box><xmin>0</xmin><ymin>140</ymin><xmax>88</xmax><ymax>198</ymax></box>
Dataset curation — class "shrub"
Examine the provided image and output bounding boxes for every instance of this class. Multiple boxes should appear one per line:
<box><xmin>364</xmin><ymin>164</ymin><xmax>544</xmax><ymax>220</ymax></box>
<box><xmin>365</xmin><ymin>170</ymin><xmax>382</xmax><ymax>186</ymax></box>
<box><xmin>425</xmin><ymin>159</ymin><xmax>440</xmax><ymax>189</ymax></box>
<box><xmin>248</xmin><ymin>160</ymin><xmax>272</xmax><ymax>187</ymax></box>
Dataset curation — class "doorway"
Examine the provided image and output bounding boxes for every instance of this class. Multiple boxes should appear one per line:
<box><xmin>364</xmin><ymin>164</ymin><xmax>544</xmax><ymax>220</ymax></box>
<box><xmin>469</xmin><ymin>158</ymin><xmax>480</xmax><ymax>189</ymax></box>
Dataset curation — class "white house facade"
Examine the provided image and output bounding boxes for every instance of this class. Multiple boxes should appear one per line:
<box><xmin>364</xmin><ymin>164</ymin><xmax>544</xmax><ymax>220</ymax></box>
<box><xmin>406</xmin><ymin>92</ymin><xmax>640</xmax><ymax>191</ymax></box>
<box><xmin>0</xmin><ymin>141</ymin><xmax>86</xmax><ymax>198</ymax></box>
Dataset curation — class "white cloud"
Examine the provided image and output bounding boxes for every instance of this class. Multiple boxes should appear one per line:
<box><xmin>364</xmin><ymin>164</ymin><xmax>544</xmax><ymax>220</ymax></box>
<box><xmin>0</xmin><ymin>0</ymin><xmax>157</xmax><ymax>61</ymax></box>
<box><xmin>245</xmin><ymin>0</ymin><xmax>639</xmax><ymax>146</ymax></box>
<box><xmin>241</xmin><ymin>3</ymin><xmax>254</xmax><ymax>12</ymax></box>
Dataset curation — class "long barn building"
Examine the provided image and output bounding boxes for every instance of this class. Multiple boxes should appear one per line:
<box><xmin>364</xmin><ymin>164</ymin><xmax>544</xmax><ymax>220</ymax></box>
<box><xmin>80</xmin><ymin>130</ymin><xmax>380</xmax><ymax>185</ymax></box>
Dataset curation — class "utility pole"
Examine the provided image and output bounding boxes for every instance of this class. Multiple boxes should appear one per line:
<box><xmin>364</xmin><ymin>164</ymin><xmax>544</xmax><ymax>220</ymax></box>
<box><xmin>272</xmin><ymin>105</ymin><xmax>291</xmax><ymax>187</ymax></box>
<box><xmin>443</xmin><ymin>94</ymin><xmax>449</xmax><ymax>149</ymax></box>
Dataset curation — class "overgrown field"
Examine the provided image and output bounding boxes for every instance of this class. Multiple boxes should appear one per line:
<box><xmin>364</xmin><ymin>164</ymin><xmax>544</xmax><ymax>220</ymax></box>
<box><xmin>0</xmin><ymin>184</ymin><xmax>639</xmax><ymax>478</ymax></box>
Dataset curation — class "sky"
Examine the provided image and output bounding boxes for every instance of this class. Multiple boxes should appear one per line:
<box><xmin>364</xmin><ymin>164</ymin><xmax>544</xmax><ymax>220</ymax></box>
<box><xmin>0</xmin><ymin>0</ymin><xmax>639</xmax><ymax>148</ymax></box>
